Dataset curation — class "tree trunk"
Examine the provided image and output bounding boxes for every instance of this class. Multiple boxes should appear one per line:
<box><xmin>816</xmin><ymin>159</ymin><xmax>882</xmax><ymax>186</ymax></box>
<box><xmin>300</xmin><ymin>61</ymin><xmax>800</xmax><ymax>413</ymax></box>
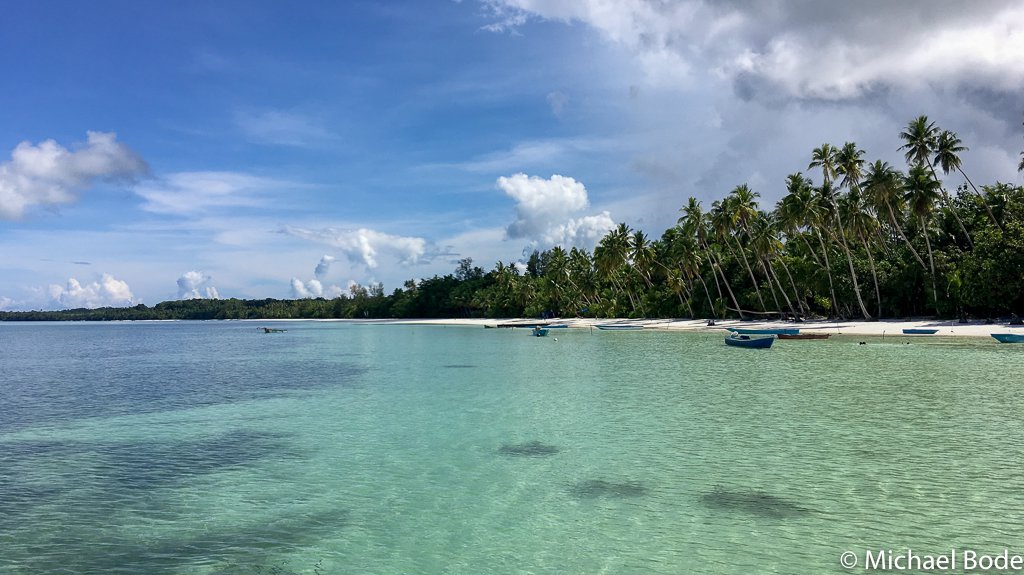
<box><xmin>830</xmin><ymin>208</ymin><xmax>873</xmax><ymax>320</ymax></box>
<box><xmin>886</xmin><ymin>201</ymin><xmax>927</xmax><ymax>269</ymax></box>
<box><xmin>958</xmin><ymin>167</ymin><xmax>1002</xmax><ymax>231</ymax></box>
<box><xmin>814</xmin><ymin>229</ymin><xmax>840</xmax><ymax>316</ymax></box>
<box><xmin>732</xmin><ymin>235</ymin><xmax>767</xmax><ymax>312</ymax></box>
<box><xmin>920</xmin><ymin>215</ymin><xmax>939</xmax><ymax>312</ymax></box>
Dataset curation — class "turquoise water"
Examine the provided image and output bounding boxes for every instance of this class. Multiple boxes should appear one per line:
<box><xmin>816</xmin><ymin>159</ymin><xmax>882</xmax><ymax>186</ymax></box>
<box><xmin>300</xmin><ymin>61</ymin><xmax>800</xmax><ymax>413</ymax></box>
<box><xmin>2</xmin><ymin>321</ymin><xmax>1023</xmax><ymax>574</ymax></box>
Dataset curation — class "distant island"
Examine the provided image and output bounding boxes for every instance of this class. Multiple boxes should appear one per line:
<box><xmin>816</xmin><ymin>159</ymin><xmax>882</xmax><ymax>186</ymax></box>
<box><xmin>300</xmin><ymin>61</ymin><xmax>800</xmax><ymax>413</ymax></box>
<box><xmin>4</xmin><ymin>117</ymin><xmax>1022</xmax><ymax>323</ymax></box>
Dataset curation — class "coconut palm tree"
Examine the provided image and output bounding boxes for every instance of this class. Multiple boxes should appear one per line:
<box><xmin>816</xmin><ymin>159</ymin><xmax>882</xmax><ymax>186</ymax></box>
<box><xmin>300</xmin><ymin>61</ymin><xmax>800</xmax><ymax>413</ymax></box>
<box><xmin>810</xmin><ymin>144</ymin><xmax>872</xmax><ymax>319</ymax></box>
<box><xmin>903</xmin><ymin>163</ymin><xmax>942</xmax><ymax>309</ymax></box>
<box><xmin>595</xmin><ymin>223</ymin><xmax>637</xmax><ymax>315</ymax></box>
<box><xmin>933</xmin><ymin>129</ymin><xmax>1001</xmax><ymax>230</ymax></box>
<box><xmin>725</xmin><ymin>184</ymin><xmax>769</xmax><ymax>312</ymax></box>
<box><xmin>777</xmin><ymin>172</ymin><xmax>837</xmax><ymax>313</ymax></box>
<box><xmin>862</xmin><ymin>160</ymin><xmax>926</xmax><ymax>269</ymax></box>
<box><xmin>679</xmin><ymin>198</ymin><xmax>744</xmax><ymax>318</ymax></box>
<box><xmin>840</xmin><ymin>189</ymin><xmax>883</xmax><ymax>318</ymax></box>
<box><xmin>899</xmin><ymin>115</ymin><xmax>973</xmax><ymax>247</ymax></box>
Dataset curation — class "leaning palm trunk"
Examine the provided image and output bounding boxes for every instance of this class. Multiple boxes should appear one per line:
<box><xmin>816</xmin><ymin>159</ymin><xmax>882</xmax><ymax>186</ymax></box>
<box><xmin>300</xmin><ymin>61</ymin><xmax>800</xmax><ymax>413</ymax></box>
<box><xmin>695</xmin><ymin>273</ymin><xmax>718</xmax><ymax>318</ymax></box>
<box><xmin>757</xmin><ymin>258</ymin><xmax>783</xmax><ymax>314</ymax></box>
<box><xmin>731</xmin><ymin>236</ymin><xmax>767</xmax><ymax>312</ymax></box>
<box><xmin>927</xmin><ymin>163</ymin><xmax>973</xmax><ymax>248</ymax></box>
<box><xmin>885</xmin><ymin>201</ymin><xmax>927</xmax><ymax>269</ymax></box>
<box><xmin>814</xmin><ymin>229</ymin><xmax>841</xmax><ymax>316</ymax></box>
<box><xmin>860</xmin><ymin>233</ymin><xmax>883</xmax><ymax>319</ymax></box>
<box><xmin>958</xmin><ymin>168</ymin><xmax>1002</xmax><ymax>231</ymax></box>
<box><xmin>708</xmin><ymin>248</ymin><xmax>744</xmax><ymax>319</ymax></box>
<box><xmin>763</xmin><ymin>257</ymin><xmax>797</xmax><ymax>317</ymax></box>
<box><xmin>919</xmin><ymin>216</ymin><xmax>939</xmax><ymax>312</ymax></box>
<box><xmin>829</xmin><ymin>209</ymin><xmax>872</xmax><ymax>320</ymax></box>
<box><xmin>777</xmin><ymin>257</ymin><xmax>808</xmax><ymax>315</ymax></box>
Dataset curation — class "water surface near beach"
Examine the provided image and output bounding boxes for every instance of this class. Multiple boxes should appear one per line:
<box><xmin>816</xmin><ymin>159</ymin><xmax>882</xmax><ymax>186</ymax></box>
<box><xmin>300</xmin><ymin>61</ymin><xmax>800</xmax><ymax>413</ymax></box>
<box><xmin>2</xmin><ymin>321</ymin><xmax>1023</xmax><ymax>574</ymax></box>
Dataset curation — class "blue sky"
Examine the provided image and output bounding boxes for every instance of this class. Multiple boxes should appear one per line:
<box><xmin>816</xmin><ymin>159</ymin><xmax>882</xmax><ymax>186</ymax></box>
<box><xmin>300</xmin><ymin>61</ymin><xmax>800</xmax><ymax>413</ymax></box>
<box><xmin>2</xmin><ymin>1</ymin><xmax>1022</xmax><ymax>310</ymax></box>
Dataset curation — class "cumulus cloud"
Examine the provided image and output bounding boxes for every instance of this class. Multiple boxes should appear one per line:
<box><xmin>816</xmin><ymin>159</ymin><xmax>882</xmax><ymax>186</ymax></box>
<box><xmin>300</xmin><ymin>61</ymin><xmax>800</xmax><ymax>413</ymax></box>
<box><xmin>290</xmin><ymin>277</ymin><xmax>344</xmax><ymax>299</ymax></box>
<box><xmin>498</xmin><ymin>173</ymin><xmax>615</xmax><ymax>250</ymax></box>
<box><xmin>134</xmin><ymin>171</ymin><xmax>287</xmax><ymax>216</ymax></box>
<box><xmin>0</xmin><ymin>131</ymin><xmax>147</xmax><ymax>219</ymax></box>
<box><xmin>0</xmin><ymin>296</ymin><xmax>13</xmax><ymax>310</ymax></box>
<box><xmin>314</xmin><ymin>255</ymin><xmax>335</xmax><ymax>279</ymax></box>
<box><xmin>176</xmin><ymin>270</ymin><xmax>220</xmax><ymax>299</ymax></box>
<box><xmin>48</xmin><ymin>273</ymin><xmax>135</xmax><ymax>309</ymax></box>
<box><xmin>281</xmin><ymin>226</ymin><xmax>429</xmax><ymax>269</ymax></box>
<box><xmin>484</xmin><ymin>1</ymin><xmax>1024</xmax><ymax>101</ymax></box>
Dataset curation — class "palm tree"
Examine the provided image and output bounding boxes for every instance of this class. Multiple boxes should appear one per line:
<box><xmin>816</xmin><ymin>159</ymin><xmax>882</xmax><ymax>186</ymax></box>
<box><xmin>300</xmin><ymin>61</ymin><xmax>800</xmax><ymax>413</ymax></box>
<box><xmin>679</xmin><ymin>198</ymin><xmax>744</xmax><ymax>318</ymax></box>
<box><xmin>595</xmin><ymin>223</ymin><xmax>636</xmax><ymax>315</ymax></box>
<box><xmin>899</xmin><ymin>115</ymin><xmax>972</xmax><ymax>247</ymax></box>
<box><xmin>726</xmin><ymin>184</ymin><xmax>769</xmax><ymax>312</ymax></box>
<box><xmin>840</xmin><ymin>189</ymin><xmax>883</xmax><ymax>318</ymax></box>
<box><xmin>810</xmin><ymin>144</ymin><xmax>872</xmax><ymax>319</ymax></box>
<box><xmin>862</xmin><ymin>160</ymin><xmax>927</xmax><ymax>269</ymax></box>
<box><xmin>904</xmin><ymin>163</ymin><xmax>941</xmax><ymax>309</ymax></box>
<box><xmin>933</xmin><ymin>129</ymin><xmax>1001</xmax><ymax>230</ymax></box>
<box><xmin>750</xmin><ymin>212</ymin><xmax>798</xmax><ymax>316</ymax></box>
<box><xmin>777</xmin><ymin>172</ymin><xmax>837</xmax><ymax>313</ymax></box>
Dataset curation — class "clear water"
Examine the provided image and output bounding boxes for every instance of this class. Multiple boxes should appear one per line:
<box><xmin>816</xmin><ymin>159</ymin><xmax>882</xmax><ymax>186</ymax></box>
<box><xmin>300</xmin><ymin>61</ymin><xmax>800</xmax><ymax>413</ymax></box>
<box><xmin>2</xmin><ymin>321</ymin><xmax>1023</xmax><ymax>574</ymax></box>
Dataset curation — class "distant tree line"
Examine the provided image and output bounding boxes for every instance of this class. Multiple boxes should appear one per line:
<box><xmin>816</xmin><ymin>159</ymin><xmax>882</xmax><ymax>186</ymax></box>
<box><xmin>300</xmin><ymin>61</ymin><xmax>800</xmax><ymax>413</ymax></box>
<box><xmin>3</xmin><ymin>116</ymin><xmax>1023</xmax><ymax>322</ymax></box>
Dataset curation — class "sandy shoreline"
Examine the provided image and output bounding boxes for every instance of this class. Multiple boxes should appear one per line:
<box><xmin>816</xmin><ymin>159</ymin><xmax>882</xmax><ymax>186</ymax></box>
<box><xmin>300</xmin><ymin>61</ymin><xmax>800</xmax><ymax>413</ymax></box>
<box><xmin>294</xmin><ymin>317</ymin><xmax>1024</xmax><ymax>339</ymax></box>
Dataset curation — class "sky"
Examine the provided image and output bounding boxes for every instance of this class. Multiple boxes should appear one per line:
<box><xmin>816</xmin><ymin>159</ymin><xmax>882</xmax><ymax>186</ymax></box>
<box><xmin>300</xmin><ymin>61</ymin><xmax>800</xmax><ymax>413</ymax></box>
<box><xmin>1</xmin><ymin>0</ymin><xmax>1022</xmax><ymax>310</ymax></box>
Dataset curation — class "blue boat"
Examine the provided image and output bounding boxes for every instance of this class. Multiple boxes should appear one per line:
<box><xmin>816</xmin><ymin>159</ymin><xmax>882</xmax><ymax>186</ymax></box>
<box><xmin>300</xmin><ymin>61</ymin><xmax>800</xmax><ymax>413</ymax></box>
<box><xmin>546</xmin><ymin>324</ymin><xmax>569</xmax><ymax>328</ymax></box>
<box><xmin>531</xmin><ymin>327</ymin><xmax>549</xmax><ymax>337</ymax></box>
<box><xmin>902</xmin><ymin>328</ymin><xmax>939</xmax><ymax>335</ymax></box>
<box><xmin>992</xmin><ymin>333</ymin><xmax>1024</xmax><ymax>343</ymax></box>
<box><xmin>728</xmin><ymin>327</ymin><xmax>800</xmax><ymax>335</ymax></box>
<box><xmin>595</xmin><ymin>324</ymin><xmax>643</xmax><ymax>331</ymax></box>
<box><xmin>724</xmin><ymin>333</ymin><xmax>774</xmax><ymax>349</ymax></box>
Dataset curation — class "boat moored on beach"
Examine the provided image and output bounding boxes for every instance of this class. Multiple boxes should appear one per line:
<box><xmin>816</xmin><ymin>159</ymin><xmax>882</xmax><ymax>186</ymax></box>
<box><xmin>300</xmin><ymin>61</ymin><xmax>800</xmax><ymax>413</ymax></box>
<box><xmin>991</xmin><ymin>333</ymin><xmax>1024</xmax><ymax>343</ymax></box>
<box><xmin>724</xmin><ymin>333</ymin><xmax>774</xmax><ymax>349</ymax></box>
<box><xmin>903</xmin><ymin>328</ymin><xmax>939</xmax><ymax>335</ymax></box>
<box><xmin>777</xmin><ymin>333</ymin><xmax>830</xmax><ymax>340</ymax></box>
<box><xmin>531</xmin><ymin>327</ymin><xmax>549</xmax><ymax>337</ymax></box>
<box><xmin>595</xmin><ymin>324</ymin><xmax>644</xmax><ymax>331</ymax></box>
<box><xmin>728</xmin><ymin>327</ymin><xmax>800</xmax><ymax>335</ymax></box>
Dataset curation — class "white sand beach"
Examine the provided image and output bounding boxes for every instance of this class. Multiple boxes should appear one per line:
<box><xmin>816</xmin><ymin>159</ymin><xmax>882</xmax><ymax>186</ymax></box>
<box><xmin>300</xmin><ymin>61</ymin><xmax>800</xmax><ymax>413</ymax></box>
<box><xmin>383</xmin><ymin>317</ymin><xmax>1022</xmax><ymax>338</ymax></box>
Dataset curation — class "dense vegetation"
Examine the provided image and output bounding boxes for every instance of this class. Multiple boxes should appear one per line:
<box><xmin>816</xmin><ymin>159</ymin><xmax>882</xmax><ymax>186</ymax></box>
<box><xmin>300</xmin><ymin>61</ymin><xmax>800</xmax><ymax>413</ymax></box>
<box><xmin>3</xmin><ymin>116</ymin><xmax>1023</xmax><ymax>322</ymax></box>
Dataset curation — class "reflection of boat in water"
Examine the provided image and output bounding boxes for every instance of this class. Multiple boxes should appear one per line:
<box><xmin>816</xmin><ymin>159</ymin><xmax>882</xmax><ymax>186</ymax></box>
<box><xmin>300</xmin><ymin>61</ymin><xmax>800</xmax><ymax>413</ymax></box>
<box><xmin>777</xmin><ymin>333</ymin><xmax>830</xmax><ymax>340</ymax></box>
<box><xmin>902</xmin><ymin>328</ymin><xmax>938</xmax><ymax>335</ymax></box>
<box><xmin>728</xmin><ymin>327</ymin><xmax>800</xmax><ymax>335</ymax></box>
<box><xmin>595</xmin><ymin>324</ymin><xmax>643</xmax><ymax>331</ymax></box>
<box><xmin>991</xmin><ymin>333</ymin><xmax>1024</xmax><ymax>343</ymax></box>
<box><xmin>531</xmin><ymin>327</ymin><xmax>549</xmax><ymax>337</ymax></box>
<box><xmin>724</xmin><ymin>333</ymin><xmax>774</xmax><ymax>348</ymax></box>
<box><xmin>261</xmin><ymin>327</ymin><xmax>287</xmax><ymax>333</ymax></box>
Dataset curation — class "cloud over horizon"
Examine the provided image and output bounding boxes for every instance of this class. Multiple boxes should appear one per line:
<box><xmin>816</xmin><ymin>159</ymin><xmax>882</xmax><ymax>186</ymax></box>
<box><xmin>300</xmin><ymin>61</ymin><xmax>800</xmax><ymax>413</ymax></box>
<box><xmin>176</xmin><ymin>270</ymin><xmax>220</xmax><ymax>300</ymax></box>
<box><xmin>0</xmin><ymin>132</ymin><xmax>147</xmax><ymax>220</ymax></box>
<box><xmin>499</xmin><ymin>173</ymin><xmax>615</xmax><ymax>252</ymax></box>
<box><xmin>48</xmin><ymin>273</ymin><xmax>136</xmax><ymax>309</ymax></box>
<box><xmin>281</xmin><ymin>226</ymin><xmax>430</xmax><ymax>269</ymax></box>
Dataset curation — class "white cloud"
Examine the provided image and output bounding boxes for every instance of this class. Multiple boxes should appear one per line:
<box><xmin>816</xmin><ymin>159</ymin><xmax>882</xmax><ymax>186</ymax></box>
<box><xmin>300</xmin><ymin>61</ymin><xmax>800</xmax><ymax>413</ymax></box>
<box><xmin>498</xmin><ymin>173</ymin><xmax>615</xmax><ymax>250</ymax></box>
<box><xmin>314</xmin><ymin>255</ymin><xmax>335</xmax><ymax>279</ymax></box>
<box><xmin>48</xmin><ymin>273</ymin><xmax>135</xmax><ymax>309</ymax></box>
<box><xmin>0</xmin><ymin>296</ymin><xmax>13</xmax><ymax>310</ymax></box>
<box><xmin>176</xmin><ymin>270</ymin><xmax>219</xmax><ymax>299</ymax></box>
<box><xmin>290</xmin><ymin>277</ymin><xmax>343</xmax><ymax>299</ymax></box>
<box><xmin>485</xmin><ymin>1</ymin><xmax>1024</xmax><ymax>100</ymax></box>
<box><xmin>281</xmin><ymin>226</ymin><xmax>429</xmax><ymax>269</ymax></box>
<box><xmin>133</xmin><ymin>171</ymin><xmax>288</xmax><ymax>216</ymax></box>
<box><xmin>0</xmin><ymin>131</ymin><xmax>147</xmax><ymax>220</ymax></box>
<box><xmin>547</xmin><ymin>91</ymin><xmax>568</xmax><ymax>117</ymax></box>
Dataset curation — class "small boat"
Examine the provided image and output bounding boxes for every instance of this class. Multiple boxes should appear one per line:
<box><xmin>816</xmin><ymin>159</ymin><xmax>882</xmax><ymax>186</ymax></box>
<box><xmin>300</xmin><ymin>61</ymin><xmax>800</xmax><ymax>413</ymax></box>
<box><xmin>991</xmin><ymin>333</ymin><xmax>1024</xmax><ymax>343</ymax></box>
<box><xmin>261</xmin><ymin>327</ymin><xmax>287</xmax><ymax>333</ymax></box>
<box><xmin>546</xmin><ymin>324</ymin><xmax>569</xmax><ymax>328</ymax></box>
<box><xmin>531</xmin><ymin>327</ymin><xmax>549</xmax><ymax>337</ymax></box>
<box><xmin>595</xmin><ymin>324</ymin><xmax>644</xmax><ymax>331</ymax></box>
<box><xmin>902</xmin><ymin>328</ymin><xmax>938</xmax><ymax>335</ymax></box>
<box><xmin>777</xmin><ymin>333</ymin><xmax>831</xmax><ymax>340</ymax></box>
<box><xmin>725</xmin><ymin>333</ymin><xmax>774</xmax><ymax>349</ymax></box>
<box><xmin>728</xmin><ymin>327</ymin><xmax>800</xmax><ymax>335</ymax></box>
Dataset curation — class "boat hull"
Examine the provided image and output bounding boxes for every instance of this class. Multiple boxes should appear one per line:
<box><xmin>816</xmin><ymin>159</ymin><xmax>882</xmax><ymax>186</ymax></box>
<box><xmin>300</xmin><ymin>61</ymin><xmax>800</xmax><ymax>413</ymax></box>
<box><xmin>724</xmin><ymin>334</ymin><xmax>774</xmax><ymax>348</ymax></box>
<box><xmin>777</xmin><ymin>333</ymin><xmax>830</xmax><ymax>340</ymax></box>
<box><xmin>902</xmin><ymin>328</ymin><xmax>939</xmax><ymax>335</ymax></box>
<box><xmin>992</xmin><ymin>333</ymin><xmax>1024</xmax><ymax>343</ymax></box>
<box><xmin>728</xmin><ymin>327</ymin><xmax>800</xmax><ymax>335</ymax></box>
<box><xmin>595</xmin><ymin>325</ymin><xmax>643</xmax><ymax>331</ymax></box>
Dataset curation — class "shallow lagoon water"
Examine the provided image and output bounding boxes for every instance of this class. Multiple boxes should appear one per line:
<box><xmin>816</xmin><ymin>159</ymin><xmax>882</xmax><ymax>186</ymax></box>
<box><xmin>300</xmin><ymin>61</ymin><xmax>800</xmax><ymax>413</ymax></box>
<box><xmin>2</xmin><ymin>321</ymin><xmax>1023</xmax><ymax>574</ymax></box>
